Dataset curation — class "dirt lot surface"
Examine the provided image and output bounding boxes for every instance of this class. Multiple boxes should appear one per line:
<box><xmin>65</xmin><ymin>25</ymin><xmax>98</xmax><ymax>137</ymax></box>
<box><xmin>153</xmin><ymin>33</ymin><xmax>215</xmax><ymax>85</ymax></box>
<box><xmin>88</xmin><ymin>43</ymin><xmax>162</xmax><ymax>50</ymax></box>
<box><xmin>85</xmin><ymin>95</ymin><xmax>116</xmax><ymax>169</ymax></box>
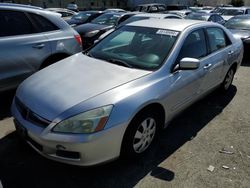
<box><xmin>0</xmin><ymin>62</ymin><xmax>249</xmax><ymax>188</ymax></box>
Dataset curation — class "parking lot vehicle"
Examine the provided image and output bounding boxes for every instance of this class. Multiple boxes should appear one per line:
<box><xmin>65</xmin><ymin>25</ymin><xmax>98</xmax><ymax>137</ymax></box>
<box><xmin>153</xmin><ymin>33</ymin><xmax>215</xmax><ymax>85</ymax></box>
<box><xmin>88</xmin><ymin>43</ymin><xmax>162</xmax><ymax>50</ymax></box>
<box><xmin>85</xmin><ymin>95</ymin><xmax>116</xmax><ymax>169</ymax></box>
<box><xmin>213</xmin><ymin>7</ymin><xmax>250</xmax><ymax>21</ymax></box>
<box><xmin>65</xmin><ymin>11</ymin><xmax>103</xmax><ymax>26</ymax></box>
<box><xmin>46</xmin><ymin>8</ymin><xmax>76</xmax><ymax>19</ymax></box>
<box><xmin>66</xmin><ymin>2</ymin><xmax>78</xmax><ymax>12</ymax></box>
<box><xmin>104</xmin><ymin>8</ymin><xmax>126</xmax><ymax>13</ymax></box>
<box><xmin>225</xmin><ymin>15</ymin><xmax>250</xmax><ymax>58</ymax></box>
<box><xmin>74</xmin><ymin>12</ymin><xmax>136</xmax><ymax>49</ymax></box>
<box><xmin>0</xmin><ymin>3</ymin><xmax>82</xmax><ymax>92</ymax></box>
<box><xmin>135</xmin><ymin>3</ymin><xmax>166</xmax><ymax>13</ymax></box>
<box><xmin>118</xmin><ymin>13</ymin><xmax>182</xmax><ymax>27</ymax></box>
<box><xmin>186</xmin><ymin>13</ymin><xmax>225</xmax><ymax>25</ymax></box>
<box><xmin>167</xmin><ymin>10</ymin><xmax>192</xmax><ymax>17</ymax></box>
<box><xmin>12</xmin><ymin>19</ymin><xmax>243</xmax><ymax>166</ymax></box>
<box><xmin>97</xmin><ymin>13</ymin><xmax>182</xmax><ymax>40</ymax></box>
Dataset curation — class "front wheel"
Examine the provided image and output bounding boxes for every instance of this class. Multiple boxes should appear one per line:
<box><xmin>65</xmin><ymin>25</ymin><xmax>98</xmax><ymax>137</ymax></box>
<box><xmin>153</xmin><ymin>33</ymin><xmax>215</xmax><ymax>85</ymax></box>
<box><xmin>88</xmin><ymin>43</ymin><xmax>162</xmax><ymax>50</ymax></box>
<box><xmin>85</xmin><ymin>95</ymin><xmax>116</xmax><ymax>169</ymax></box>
<box><xmin>121</xmin><ymin>110</ymin><xmax>160</xmax><ymax>158</ymax></box>
<box><xmin>220</xmin><ymin>68</ymin><xmax>235</xmax><ymax>92</ymax></box>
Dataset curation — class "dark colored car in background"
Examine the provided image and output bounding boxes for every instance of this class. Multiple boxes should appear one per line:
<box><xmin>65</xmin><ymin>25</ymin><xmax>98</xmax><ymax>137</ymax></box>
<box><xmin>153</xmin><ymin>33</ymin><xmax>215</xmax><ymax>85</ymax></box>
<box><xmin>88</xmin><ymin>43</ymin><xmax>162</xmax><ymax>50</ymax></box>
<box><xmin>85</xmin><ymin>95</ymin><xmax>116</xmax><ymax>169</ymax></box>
<box><xmin>65</xmin><ymin>11</ymin><xmax>103</xmax><ymax>26</ymax></box>
<box><xmin>135</xmin><ymin>3</ymin><xmax>166</xmax><ymax>13</ymax></box>
<box><xmin>74</xmin><ymin>12</ymin><xmax>136</xmax><ymax>49</ymax></box>
<box><xmin>185</xmin><ymin>12</ymin><xmax>225</xmax><ymax>25</ymax></box>
<box><xmin>225</xmin><ymin>15</ymin><xmax>250</xmax><ymax>59</ymax></box>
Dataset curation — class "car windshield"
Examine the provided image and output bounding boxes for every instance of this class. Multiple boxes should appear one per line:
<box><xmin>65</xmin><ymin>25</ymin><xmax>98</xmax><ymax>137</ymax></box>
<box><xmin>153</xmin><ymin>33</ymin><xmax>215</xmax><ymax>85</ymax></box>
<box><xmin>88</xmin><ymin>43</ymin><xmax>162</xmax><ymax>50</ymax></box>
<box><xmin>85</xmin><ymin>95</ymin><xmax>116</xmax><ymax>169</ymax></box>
<box><xmin>118</xmin><ymin>16</ymin><xmax>150</xmax><ymax>27</ymax></box>
<box><xmin>225</xmin><ymin>17</ymin><xmax>250</xmax><ymax>30</ymax></box>
<box><xmin>72</xmin><ymin>12</ymin><xmax>92</xmax><ymax>21</ymax></box>
<box><xmin>185</xmin><ymin>14</ymin><xmax>207</xmax><ymax>21</ymax></box>
<box><xmin>87</xmin><ymin>26</ymin><xmax>179</xmax><ymax>70</ymax></box>
<box><xmin>220</xmin><ymin>9</ymin><xmax>244</xmax><ymax>16</ymax></box>
<box><xmin>91</xmin><ymin>14</ymin><xmax>121</xmax><ymax>25</ymax></box>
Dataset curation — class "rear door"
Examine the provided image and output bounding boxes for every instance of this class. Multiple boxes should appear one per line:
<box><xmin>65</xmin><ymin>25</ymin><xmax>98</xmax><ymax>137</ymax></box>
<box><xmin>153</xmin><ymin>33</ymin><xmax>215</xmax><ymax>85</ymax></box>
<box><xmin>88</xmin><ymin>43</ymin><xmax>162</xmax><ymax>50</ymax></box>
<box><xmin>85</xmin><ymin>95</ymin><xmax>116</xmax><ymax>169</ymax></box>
<box><xmin>201</xmin><ymin>27</ymin><xmax>233</xmax><ymax>91</ymax></box>
<box><xmin>0</xmin><ymin>10</ymin><xmax>51</xmax><ymax>91</ymax></box>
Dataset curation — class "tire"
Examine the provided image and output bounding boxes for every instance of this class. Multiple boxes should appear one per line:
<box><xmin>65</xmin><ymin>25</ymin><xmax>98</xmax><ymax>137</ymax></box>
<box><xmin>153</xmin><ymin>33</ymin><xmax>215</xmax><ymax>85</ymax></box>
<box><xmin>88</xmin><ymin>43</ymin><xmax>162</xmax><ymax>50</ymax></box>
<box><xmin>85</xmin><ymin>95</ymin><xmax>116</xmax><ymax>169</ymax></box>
<box><xmin>121</xmin><ymin>109</ymin><xmax>160</xmax><ymax>158</ymax></box>
<box><xmin>220</xmin><ymin>67</ymin><xmax>235</xmax><ymax>92</ymax></box>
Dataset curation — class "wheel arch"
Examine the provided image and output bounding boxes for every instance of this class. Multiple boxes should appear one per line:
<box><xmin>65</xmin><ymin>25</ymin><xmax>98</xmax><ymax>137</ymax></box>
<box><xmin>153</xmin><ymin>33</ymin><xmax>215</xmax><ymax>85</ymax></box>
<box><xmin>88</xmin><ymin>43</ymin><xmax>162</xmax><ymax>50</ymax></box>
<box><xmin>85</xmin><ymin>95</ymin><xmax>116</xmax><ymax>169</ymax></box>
<box><xmin>40</xmin><ymin>53</ymin><xmax>70</xmax><ymax>69</ymax></box>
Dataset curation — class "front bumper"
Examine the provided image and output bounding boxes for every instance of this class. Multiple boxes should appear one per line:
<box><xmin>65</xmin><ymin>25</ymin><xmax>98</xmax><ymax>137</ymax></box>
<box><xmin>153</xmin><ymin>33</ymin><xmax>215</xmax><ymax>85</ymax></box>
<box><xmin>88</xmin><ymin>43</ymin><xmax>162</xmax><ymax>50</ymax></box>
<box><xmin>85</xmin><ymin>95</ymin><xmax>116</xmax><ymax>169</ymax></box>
<box><xmin>12</xmin><ymin>101</ymin><xmax>126</xmax><ymax>166</ymax></box>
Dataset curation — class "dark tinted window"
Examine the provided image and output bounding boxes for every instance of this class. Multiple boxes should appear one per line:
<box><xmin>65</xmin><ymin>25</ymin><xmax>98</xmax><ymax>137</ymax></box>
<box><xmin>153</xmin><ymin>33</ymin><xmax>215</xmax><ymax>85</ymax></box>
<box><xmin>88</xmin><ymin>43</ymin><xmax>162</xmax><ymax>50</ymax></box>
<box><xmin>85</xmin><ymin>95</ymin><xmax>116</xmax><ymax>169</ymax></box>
<box><xmin>118</xmin><ymin>15</ymin><xmax>131</xmax><ymax>25</ymax></box>
<box><xmin>30</xmin><ymin>13</ymin><xmax>59</xmax><ymax>32</ymax></box>
<box><xmin>0</xmin><ymin>10</ymin><xmax>36</xmax><ymax>37</ymax></box>
<box><xmin>59</xmin><ymin>11</ymin><xmax>73</xmax><ymax>17</ymax></box>
<box><xmin>177</xmin><ymin>29</ymin><xmax>207</xmax><ymax>61</ymax></box>
<box><xmin>206</xmin><ymin>28</ymin><xmax>231</xmax><ymax>53</ymax></box>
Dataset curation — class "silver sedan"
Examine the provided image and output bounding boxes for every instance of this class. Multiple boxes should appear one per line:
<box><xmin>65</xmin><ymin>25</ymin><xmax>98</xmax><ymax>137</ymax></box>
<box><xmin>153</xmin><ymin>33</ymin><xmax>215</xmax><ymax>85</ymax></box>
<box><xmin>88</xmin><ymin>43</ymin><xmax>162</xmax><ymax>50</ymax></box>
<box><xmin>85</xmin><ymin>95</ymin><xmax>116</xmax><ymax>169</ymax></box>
<box><xmin>12</xmin><ymin>19</ymin><xmax>243</xmax><ymax>166</ymax></box>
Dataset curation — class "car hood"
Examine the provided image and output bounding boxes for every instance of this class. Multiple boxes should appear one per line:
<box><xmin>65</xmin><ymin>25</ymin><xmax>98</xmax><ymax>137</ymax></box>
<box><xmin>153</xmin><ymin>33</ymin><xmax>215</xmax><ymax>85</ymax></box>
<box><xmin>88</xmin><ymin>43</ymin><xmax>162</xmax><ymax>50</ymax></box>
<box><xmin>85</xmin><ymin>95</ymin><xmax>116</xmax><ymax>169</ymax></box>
<box><xmin>74</xmin><ymin>23</ymin><xmax>113</xmax><ymax>34</ymax></box>
<box><xmin>16</xmin><ymin>53</ymin><xmax>150</xmax><ymax>121</ymax></box>
<box><xmin>229</xmin><ymin>29</ymin><xmax>250</xmax><ymax>40</ymax></box>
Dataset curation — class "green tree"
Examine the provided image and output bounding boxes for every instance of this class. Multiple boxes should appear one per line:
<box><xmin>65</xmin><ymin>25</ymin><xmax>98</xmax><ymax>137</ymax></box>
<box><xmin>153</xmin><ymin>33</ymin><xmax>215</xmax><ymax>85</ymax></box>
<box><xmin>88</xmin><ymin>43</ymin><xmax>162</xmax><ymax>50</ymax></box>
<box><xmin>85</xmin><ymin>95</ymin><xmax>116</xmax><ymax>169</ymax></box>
<box><xmin>231</xmin><ymin>0</ymin><xmax>244</xmax><ymax>7</ymax></box>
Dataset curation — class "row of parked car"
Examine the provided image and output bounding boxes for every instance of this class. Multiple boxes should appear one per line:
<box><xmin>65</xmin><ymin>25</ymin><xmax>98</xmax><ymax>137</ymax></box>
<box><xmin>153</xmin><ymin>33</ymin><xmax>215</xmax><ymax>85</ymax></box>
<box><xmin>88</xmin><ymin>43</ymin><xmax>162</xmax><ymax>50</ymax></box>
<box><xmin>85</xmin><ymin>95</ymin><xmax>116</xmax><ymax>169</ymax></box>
<box><xmin>0</xmin><ymin>3</ymin><xmax>247</xmax><ymax>167</ymax></box>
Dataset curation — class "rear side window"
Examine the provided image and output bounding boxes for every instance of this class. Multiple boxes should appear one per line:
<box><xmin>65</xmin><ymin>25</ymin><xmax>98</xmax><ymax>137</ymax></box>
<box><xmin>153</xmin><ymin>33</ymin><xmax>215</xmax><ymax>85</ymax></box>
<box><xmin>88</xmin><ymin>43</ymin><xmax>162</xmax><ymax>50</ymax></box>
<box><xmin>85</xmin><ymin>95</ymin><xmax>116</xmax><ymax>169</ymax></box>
<box><xmin>176</xmin><ymin>29</ymin><xmax>207</xmax><ymax>62</ymax></box>
<box><xmin>206</xmin><ymin>28</ymin><xmax>231</xmax><ymax>53</ymax></box>
<box><xmin>0</xmin><ymin>11</ymin><xmax>36</xmax><ymax>37</ymax></box>
<box><xmin>29</xmin><ymin>13</ymin><xmax>59</xmax><ymax>32</ymax></box>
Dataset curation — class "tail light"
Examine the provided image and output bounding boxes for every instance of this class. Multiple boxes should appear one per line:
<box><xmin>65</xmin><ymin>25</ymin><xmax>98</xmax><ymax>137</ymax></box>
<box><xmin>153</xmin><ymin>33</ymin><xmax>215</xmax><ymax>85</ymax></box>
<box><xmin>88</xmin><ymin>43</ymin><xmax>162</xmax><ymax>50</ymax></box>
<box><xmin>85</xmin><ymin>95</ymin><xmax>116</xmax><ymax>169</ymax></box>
<box><xmin>74</xmin><ymin>34</ymin><xmax>82</xmax><ymax>47</ymax></box>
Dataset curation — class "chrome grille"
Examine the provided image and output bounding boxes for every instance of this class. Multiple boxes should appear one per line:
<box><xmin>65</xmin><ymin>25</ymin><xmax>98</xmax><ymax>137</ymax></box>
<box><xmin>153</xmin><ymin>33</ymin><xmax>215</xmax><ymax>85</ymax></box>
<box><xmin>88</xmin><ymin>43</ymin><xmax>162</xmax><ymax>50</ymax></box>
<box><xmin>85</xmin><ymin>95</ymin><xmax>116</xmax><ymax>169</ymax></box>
<box><xmin>15</xmin><ymin>97</ymin><xmax>51</xmax><ymax>127</ymax></box>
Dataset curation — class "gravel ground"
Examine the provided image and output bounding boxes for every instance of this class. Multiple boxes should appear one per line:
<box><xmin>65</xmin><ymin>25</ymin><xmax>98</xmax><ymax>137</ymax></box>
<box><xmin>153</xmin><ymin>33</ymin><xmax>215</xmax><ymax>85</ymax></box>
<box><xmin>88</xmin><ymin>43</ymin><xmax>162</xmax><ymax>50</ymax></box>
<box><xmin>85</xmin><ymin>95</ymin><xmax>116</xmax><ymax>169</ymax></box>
<box><xmin>0</xmin><ymin>62</ymin><xmax>249</xmax><ymax>188</ymax></box>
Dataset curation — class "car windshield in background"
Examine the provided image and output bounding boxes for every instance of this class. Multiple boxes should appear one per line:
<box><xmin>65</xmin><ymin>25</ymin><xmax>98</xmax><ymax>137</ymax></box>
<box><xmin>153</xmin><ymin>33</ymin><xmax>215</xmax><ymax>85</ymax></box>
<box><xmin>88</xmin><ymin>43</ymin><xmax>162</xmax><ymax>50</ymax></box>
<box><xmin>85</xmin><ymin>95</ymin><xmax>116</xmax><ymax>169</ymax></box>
<box><xmin>88</xmin><ymin>26</ymin><xmax>179</xmax><ymax>70</ymax></box>
<box><xmin>225</xmin><ymin>17</ymin><xmax>250</xmax><ymax>30</ymax></box>
<box><xmin>91</xmin><ymin>14</ymin><xmax>120</xmax><ymax>25</ymax></box>
<box><xmin>72</xmin><ymin>12</ymin><xmax>91</xmax><ymax>21</ymax></box>
<box><xmin>220</xmin><ymin>9</ymin><xmax>244</xmax><ymax>16</ymax></box>
<box><xmin>186</xmin><ymin>14</ymin><xmax>207</xmax><ymax>21</ymax></box>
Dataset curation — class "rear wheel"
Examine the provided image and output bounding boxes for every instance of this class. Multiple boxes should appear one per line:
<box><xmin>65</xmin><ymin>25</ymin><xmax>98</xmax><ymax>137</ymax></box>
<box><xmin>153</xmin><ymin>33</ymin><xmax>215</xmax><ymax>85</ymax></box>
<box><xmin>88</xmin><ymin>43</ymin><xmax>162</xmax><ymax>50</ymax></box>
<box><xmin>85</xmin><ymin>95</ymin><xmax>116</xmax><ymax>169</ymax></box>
<box><xmin>121</xmin><ymin>110</ymin><xmax>160</xmax><ymax>158</ymax></box>
<box><xmin>221</xmin><ymin>68</ymin><xmax>235</xmax><ymax>92</ymax></box>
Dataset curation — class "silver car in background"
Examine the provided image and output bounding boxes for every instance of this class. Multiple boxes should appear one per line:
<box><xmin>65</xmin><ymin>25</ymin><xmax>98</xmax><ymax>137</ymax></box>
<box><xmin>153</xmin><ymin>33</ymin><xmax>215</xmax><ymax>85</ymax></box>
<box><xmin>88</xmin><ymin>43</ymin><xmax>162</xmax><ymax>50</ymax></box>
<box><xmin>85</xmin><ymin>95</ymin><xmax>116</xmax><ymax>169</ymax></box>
<box><xmin>12</xmin><ymin>19</ymin><xmax>243</xmax><ymax>166</ymax></box>
<box><xmin>0</xmin><ymin>3</ymin><xmax>82</xmax><ymax>92</ymax></box>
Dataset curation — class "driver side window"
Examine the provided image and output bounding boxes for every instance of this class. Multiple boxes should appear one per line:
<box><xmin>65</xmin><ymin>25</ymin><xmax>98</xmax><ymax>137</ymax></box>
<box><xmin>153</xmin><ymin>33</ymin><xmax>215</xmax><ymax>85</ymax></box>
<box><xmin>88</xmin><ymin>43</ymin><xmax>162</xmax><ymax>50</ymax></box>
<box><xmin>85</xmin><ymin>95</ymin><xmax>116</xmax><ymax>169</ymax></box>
<box><xmin>176</xmin><ymin>29</ymin><xmax>207</xmax><ymax>63</ymax></box>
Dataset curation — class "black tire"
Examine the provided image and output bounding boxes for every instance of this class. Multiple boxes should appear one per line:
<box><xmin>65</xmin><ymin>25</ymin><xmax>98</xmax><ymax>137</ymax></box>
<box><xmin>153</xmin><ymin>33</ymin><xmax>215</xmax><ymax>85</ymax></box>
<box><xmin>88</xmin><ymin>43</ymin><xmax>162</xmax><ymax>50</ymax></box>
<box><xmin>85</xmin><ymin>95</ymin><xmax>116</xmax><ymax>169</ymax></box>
<box><xmin>121</xmin><ymin>109</ymin><xmax>160</xmax><ymax>158</ymax></box>
<box><xmin>220</xmin><ymin>67</ymin><xmax>235</xmax><ymax>92</ymax></box>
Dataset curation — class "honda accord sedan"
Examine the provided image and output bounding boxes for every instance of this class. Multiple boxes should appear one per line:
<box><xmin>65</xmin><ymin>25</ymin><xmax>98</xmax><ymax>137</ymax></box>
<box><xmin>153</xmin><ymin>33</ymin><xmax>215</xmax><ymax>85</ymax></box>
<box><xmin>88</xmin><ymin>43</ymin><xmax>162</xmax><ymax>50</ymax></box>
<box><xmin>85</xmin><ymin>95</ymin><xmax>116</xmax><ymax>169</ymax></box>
<box><xmin>12</xmin><ymin>19</ymin><xmax>243</xmax><ymax>166</ymax></box>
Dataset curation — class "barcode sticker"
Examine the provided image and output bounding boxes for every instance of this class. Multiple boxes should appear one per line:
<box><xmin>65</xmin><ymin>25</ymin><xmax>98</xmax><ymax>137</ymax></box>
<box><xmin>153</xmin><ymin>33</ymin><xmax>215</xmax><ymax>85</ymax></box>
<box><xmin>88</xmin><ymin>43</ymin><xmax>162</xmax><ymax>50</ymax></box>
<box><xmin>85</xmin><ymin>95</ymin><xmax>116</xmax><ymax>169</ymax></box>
<box><xmin>156</xmin><ymin>30</ymin><xmax>179</xmax><ymax>36</ymax></box>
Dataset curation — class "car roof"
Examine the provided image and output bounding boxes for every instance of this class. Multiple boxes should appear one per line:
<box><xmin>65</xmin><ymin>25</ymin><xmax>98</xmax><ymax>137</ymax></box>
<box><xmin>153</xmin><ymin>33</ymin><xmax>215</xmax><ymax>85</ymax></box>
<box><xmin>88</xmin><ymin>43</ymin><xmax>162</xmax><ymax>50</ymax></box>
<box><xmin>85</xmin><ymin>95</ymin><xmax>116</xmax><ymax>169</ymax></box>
<box><xmin>219</xmin><ymin>7</ymin><xmax>248</xmax><ymax>10</ymax></box>
<box><xmin>189</xmin><ymin>12</ymin><xmax>216</xmax><ymax>16</ymax></box>
<box><xmin>127</xmin><ymin>19</ymin><xmax>208</xmax><ymax>31</ymax></box>
<box><xmin>0</xmin><ymin>2</ymin><xmax>43</xmax><ymax>10</ymax></box>
<box><xmin>78</xmin><ymin>10</ymin><xmax>103</xmax><ymax>14</ymax></box>
<box><xmin>133</xmin><ymin>13</ymin><xmax>169</xmax><ymax>18</ymax></box>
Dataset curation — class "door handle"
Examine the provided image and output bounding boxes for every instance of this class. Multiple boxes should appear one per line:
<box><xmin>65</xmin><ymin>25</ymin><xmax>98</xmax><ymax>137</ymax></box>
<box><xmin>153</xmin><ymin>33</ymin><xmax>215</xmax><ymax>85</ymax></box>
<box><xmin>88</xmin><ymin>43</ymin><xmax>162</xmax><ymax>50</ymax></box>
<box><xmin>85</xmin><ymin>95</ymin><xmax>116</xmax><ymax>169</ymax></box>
<box><xmin>228</xmin><ymin>50</ymin><xmax>234</xmax><ymax>55</ymax></box>
<box><xmin>33</xmin><ymin>44</ymin><xmax>45</xmax><ymax>49</ymax></box>
<box><xmin>203</xmin><ymin>64</ymin><xmax>212</xmax><ymax>69</ymax></box>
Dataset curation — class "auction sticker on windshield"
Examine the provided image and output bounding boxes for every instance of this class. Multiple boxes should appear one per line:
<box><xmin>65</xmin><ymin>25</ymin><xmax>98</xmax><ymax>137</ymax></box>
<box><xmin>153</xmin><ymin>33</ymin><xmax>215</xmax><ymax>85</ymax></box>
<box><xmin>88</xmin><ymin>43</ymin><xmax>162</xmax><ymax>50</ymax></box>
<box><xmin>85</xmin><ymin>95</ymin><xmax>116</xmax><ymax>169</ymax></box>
<box><xmin>156</xmin><ymin>30</ymin><xmax>179</xmax><ymax>37</ymax></box>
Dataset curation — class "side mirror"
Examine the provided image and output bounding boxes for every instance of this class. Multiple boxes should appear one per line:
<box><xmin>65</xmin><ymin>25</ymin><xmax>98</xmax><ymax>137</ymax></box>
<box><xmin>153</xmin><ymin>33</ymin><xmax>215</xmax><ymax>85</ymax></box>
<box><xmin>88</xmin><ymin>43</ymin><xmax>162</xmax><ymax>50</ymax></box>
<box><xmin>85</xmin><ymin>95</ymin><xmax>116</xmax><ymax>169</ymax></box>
<box><xmin>179</xmin><ymin>57</ymin><xmax>200</xmax><ymax>70</ymax></box>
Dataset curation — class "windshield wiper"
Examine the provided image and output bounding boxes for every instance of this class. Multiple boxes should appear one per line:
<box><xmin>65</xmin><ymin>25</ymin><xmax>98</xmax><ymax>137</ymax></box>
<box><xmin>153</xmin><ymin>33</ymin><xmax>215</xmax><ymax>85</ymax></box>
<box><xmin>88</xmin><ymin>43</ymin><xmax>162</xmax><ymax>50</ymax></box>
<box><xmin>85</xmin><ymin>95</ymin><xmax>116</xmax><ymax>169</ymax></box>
<box><xmin>108</xmin><ymin>59</ymin><xmax>133</xmax><ymax>68</ymax></box>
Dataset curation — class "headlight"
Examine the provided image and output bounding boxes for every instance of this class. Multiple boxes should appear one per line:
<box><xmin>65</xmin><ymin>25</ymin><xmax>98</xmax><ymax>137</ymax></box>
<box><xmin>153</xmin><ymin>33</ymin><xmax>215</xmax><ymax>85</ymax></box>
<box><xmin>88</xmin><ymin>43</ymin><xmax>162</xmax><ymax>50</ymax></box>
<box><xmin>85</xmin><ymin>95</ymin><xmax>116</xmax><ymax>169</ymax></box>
<box><xmin>85</xmin><ymin>30</ymin><xmax>100</xmax><ymax>37</ymax></box>
<box><xmin>53</xmin><ymin>105</ymin><xmax>113</xmax><ymax>134</ymax></box>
